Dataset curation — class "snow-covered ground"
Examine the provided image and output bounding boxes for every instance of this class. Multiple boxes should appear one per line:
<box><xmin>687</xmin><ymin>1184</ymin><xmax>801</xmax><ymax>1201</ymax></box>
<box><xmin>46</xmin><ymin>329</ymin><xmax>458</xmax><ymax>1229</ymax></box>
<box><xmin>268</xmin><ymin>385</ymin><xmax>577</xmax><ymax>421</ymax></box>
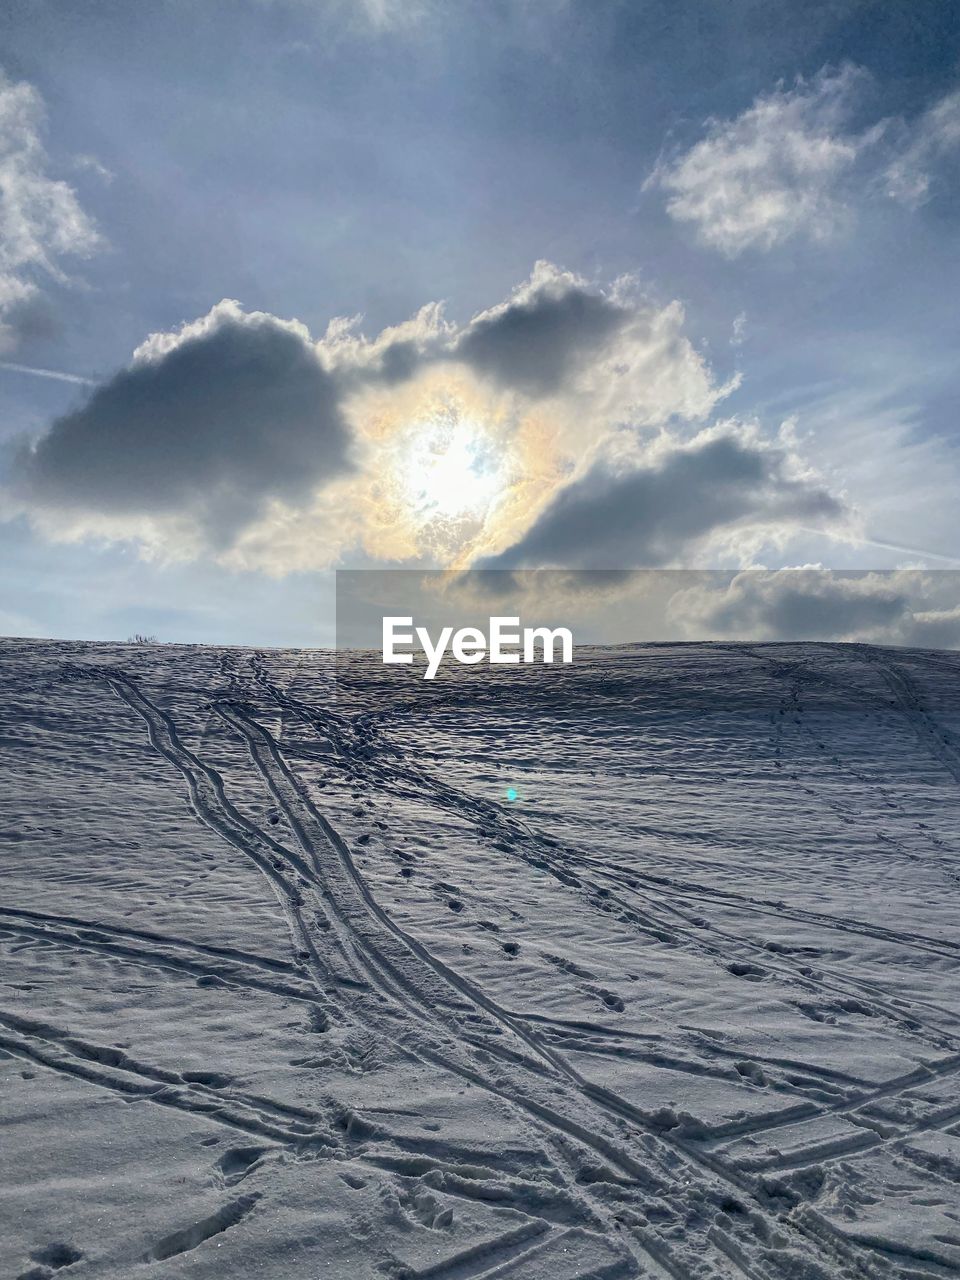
<box><xmin>2</xmin><ymin>639</ymin><xmax>960</xmax><ymax>1280</ymax></box>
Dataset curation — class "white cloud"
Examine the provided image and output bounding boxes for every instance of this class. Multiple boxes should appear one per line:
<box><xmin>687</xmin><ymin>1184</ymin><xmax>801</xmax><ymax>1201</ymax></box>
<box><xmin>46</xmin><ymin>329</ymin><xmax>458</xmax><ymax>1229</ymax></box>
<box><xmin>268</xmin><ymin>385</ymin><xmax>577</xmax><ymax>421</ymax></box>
<box><xmin>650</xmin><ymin>68</ymin><xmax>960</xmax><ymax>256</ymax></box>
<box><xmin>355</xmin><ymin>0</ymin><xmax>427</xmax><ymax>27</ymax></box>
<box><xmin>0</xmin><ymin>73</ymin><xmax>102</xmax><ymax>351</ymax></box>
<box><xmin>279</xmin><ymin>0</ymin><xmax>431</xmax><ymax>33</ymax></box>
<box><xmin>885</xmin><ymin>88</ymin><xmax>960</xmax><ymax>208</ymax></box>
<box><xmin>647</xmin><ymin>66</ymin><xmax>873</xmax><ymax>256</ymax></box>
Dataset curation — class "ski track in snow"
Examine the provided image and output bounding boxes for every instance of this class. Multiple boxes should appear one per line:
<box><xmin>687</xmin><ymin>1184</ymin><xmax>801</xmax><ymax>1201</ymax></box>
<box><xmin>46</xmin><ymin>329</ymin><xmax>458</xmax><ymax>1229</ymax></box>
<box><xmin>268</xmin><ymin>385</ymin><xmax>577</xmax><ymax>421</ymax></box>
<box><xmin>2</xmin><ymin>640</ymin><xmax>960</xmax><ymax>1278</ymax></box>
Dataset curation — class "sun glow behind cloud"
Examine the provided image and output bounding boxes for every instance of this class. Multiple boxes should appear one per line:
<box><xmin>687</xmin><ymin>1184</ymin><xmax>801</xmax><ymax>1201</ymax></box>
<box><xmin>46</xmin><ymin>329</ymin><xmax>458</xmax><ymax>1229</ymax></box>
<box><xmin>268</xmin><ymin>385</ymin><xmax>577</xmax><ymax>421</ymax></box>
<box><xmin>350</xmin><ymin>374</ymin><xmax>524</xmax><ymax>566</ymax></box>
<box><xmin>399</xmin><ymin>414</ymin><xmax>504</xmax><ymax>521</ymax></box>
<box><xmin>10</xmin><ymin>264</ymin><xmax>810</xmax><ymax>576</ymax></box>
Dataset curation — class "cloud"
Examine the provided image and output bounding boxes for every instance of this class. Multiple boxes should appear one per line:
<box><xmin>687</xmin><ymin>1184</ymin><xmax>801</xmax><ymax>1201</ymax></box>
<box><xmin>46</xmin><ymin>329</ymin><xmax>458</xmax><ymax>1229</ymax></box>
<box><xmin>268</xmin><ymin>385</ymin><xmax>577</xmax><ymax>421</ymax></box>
<box><xmin>667</xmin><ymin>568</ymin><xmax>960</xmax><ymax>647</ymax></box>
<box><xmin>649</xmin><ymin>68</ymin><xmax>960</xmax><ymax>256</ymax></box>
<box><xmin>0</xmin><ymin>73</ymin><xmax>102</xmax><ymax>351</ymax></box>
<box><xmin>352</xmin><ymin>0</ymin><xmax>429</xmax><ymax>29</ymax></box>
<box><xmin>477</xmin><ymin>427</ymin><xmax>844</xmax><ymax>570</ymax></box>
<box><xmin>453</xmin><ymin>262</ymin><xmax>631</xmax><ymax>397</ymax></box>
<box><xmin>884</xmin><ymin>89</ymin><xmax>960</xmax><ymax>208</ymax></box>
<box><xmin>647</xmin><ymin>66</ymin><xmax>872</xmax><ymax>256</ymax></box>
<box><xmin>285</xmin><ymin>268</ymin><xmax>736</xmax><ymax>573</ymax></box>
<box><xmin>5</xmin><ymin>264</ymin><xmax>768</xmax><ymax>576</ymax></box>
<box><xmin>309</xmin><ymin>0</ymin><xmax>430</xmax><ymax>31</ymax></box>
<box><xmin>326</xmin><ymin>262</ymin><xmax>727</xmax><ymax>430</ymax></box>
<box><xmin>13</xmin><ymin>301</ymin><xmax>353</xmax><ymax>547</ymax></box>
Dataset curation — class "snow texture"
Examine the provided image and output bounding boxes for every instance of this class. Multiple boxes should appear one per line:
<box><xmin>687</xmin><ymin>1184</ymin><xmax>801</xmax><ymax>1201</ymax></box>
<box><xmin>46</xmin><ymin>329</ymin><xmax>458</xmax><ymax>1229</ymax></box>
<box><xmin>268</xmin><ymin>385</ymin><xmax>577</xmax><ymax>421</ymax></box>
<box><xmin>2</xmin><ymin>638</ymin><xmax>960</xmax><ymax>1279</ymax></box>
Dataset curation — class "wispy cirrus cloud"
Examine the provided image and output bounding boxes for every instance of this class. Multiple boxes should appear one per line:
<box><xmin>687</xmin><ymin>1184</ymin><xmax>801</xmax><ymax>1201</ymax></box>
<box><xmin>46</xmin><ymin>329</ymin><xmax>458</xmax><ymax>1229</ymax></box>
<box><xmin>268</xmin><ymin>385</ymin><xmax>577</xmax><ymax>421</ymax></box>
<box><xmin>0</xmin><ymin>73</ymin><xmax>103</xmax><ymax>352</ymax></box>
<box><xmin>884</xmin><ymin>88</ymin><xmax>960</xmax><ymax>208</ymax></box>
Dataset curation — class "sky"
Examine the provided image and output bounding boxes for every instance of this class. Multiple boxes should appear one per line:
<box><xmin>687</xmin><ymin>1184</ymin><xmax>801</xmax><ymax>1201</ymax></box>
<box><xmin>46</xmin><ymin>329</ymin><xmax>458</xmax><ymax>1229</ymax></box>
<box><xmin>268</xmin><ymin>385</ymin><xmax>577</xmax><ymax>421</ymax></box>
<box><xmin>1</xmin><ymin>0</ymin><xmax>959</xmax><ymax>646</ymax></box>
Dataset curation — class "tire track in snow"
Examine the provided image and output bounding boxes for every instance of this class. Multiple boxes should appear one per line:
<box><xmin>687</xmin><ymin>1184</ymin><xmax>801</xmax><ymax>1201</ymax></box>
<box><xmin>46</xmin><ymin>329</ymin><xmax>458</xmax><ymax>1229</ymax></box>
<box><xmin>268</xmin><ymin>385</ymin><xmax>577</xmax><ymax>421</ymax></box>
<box><xmin>0</xmin><ymin>1011</ymin><xmax>341</xmax><ymax>1149</ymax></box>
<box><xmin>46</xmin><ymin>662</ymin><xmax>889</xmax><ymax>1279</ymax></box>
<box><xmin>212</xmin><ymin>697</ymin><xmax>886</xmax><ymax>1280</ymax></box>
<box><xmin>0</xmin><ymin>904</ymin><xmax>300</xmax><ymax>974</ymax></box>
<box><xmin>90</xmin><ymin>668</ymin><xmax>359</xmax><ymax>1010</ymax></box>
<box><xmin>220</xmin><ymin>652</ymin><xmax>960</xmax><ymax>1276</ymax></box>
<box><xmin>708</xmin><ymin>1049</ymin><xmax>960</xmax><ymax>1163</ymax></box>
<box><xmin>0</xmin><ymin>912</ymin><xmax>318</xmax><ymax>1004</ymax></box>
<box><xmin>92</xmin><ymin>673</ymin><xmax>672</xmax><ymax>1279</ymax></box>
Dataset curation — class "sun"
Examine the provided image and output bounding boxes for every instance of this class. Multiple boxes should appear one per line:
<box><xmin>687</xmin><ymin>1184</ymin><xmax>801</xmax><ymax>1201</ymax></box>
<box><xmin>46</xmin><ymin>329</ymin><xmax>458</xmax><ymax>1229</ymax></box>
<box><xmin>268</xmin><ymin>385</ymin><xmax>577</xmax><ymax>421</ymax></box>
<box><xmin>399</xmin><ymin>414</ymin><xmax>504</xmax><ymax>521</ymax></box>
<box><xmin>350</xmin><ymin>373</ymin><xmax>535</xmax><ymax>564</ymax></box>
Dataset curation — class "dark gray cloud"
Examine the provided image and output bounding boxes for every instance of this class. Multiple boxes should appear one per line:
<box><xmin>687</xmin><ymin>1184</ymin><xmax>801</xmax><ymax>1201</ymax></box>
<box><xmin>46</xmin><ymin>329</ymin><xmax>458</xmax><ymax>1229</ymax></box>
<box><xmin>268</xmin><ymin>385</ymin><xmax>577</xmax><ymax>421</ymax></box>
<box><xmin>6</xmin><ymin>291</ymin><xmax>830</xmax><ymax>585</ymax></box>
<box><xmin>453</xmin><ymin>275</ymin><xmax>631</xmax><ymax>397</ymax></box>
<box><xmin>317</xmin><ymin>272</ymin><xmax>636</xmax><ymax>397</ymax></box>
<box><xmin>668</xmin><ymin>569</ymin><xmax>960</xmax><ymax>647</ymax></box>
<box><xmin>448</xmin><ymin>567</ymin><xmax>639</xmax><ymax>604</ymax></box>
<box><xmin>9</xmin><ymin>266</ymin><xmax>725</xmax><ymax>561</ymax></box>
<box><xmin>374</xmin><ymin>339</ymin><xmax>423</xmax><ymax>386</ymax></box>
<box><xmin>478</xmin><ymin>435</ymin><xmax>843</xmax><ymax>569</ymax></box>
<box><xmin>909</xmin><ymin>608</ymin><xmax>960</xmax><ymax>649</ymax></box>
<box><xmin>672</xmin><ymin>571</ymin><xmax>906</xmax><ymax>639</ymax></box>
<box><xmin>12</xmin><ymin>304</ymin><xmax>353</xmax><ymax>545</ymax></box>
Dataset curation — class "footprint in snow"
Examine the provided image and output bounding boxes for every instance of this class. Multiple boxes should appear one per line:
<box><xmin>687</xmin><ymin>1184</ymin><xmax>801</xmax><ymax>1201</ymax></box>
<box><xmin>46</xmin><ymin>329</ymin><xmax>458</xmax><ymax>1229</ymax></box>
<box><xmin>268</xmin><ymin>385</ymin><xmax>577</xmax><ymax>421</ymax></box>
<box><xmin>23</xmin><ymin>1243</ymin><xmax>84</xmax><ymax>1273</ymax></box>
<box><xmin>543</xmin><ymin>952</ymin><xmax>595</xmax><ymax>980</ymax></box>
<box><xmin>727</xmin><ymin>962</ymin><xmax>767</xmax><ymax>981</ymax></box>
<box><xmin>216</xmin><ymin>1145</ymin><xmax>270</xmax><ymax>1184</ymax></box>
